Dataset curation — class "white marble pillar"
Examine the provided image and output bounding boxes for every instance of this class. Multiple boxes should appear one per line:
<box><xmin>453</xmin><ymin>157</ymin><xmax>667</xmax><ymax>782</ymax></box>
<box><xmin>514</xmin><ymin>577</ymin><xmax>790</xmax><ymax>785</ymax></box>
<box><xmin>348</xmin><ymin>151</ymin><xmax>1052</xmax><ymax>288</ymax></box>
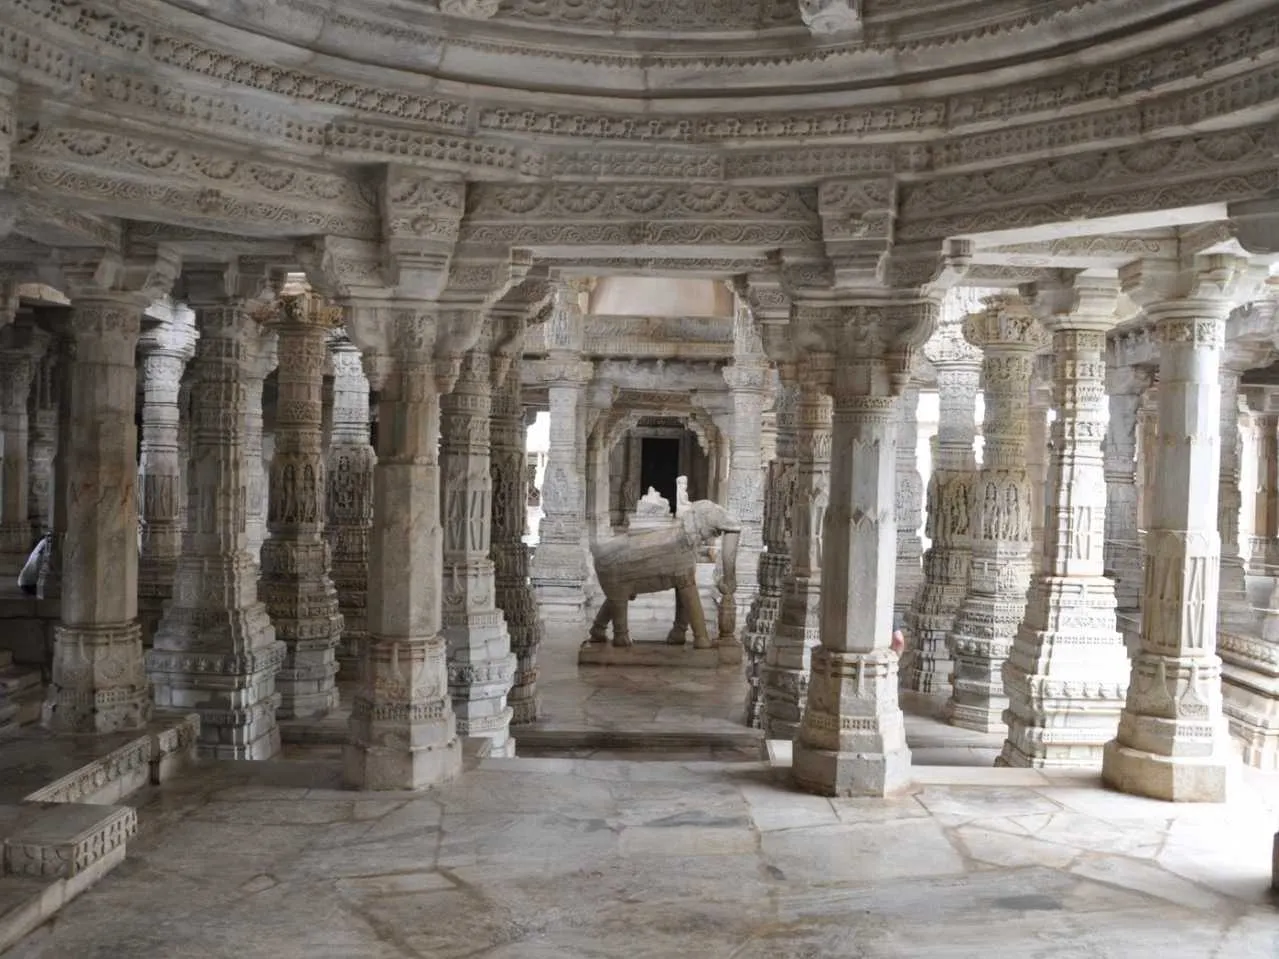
<box><xmin>744</xmin><ymin>367</ymin><xmax>797</xmax><ymax>727</ymax></box>
<box><xmin>904</xmin><ymin>318</ymin><xmax>981</xmax><ymax>702</ymax></box>
<box><xmin>45</xmin><ymin>289</ymin><xmax>154</xmax><ymax>733</ymax></box>
<box><xmin>0</xmin><ymin>323</ymin><xmax>46</xmax><ymax>574</ymax></box>
<box><xmin>326</xmin><ymin>333</ymin><xmax>375</xmax><ymax>682</ymax></box>
<box><xmin>439</xmin><ymin>325</ymin><xmax>515</xmax><ymax>757</ymax></box>
<box><xmin>27</xmin><ymin>347</ymin><xmax>58</xmax><ymax>540</ymax></box>
<box><xmin>137</xmin><ymin>313</ymin><xmax>197</xmax><ymax>644</ymax></box>
<box><xmin>1001</xmin><ymin>278</ymin><xmax>1131</xmax><ymax>768</ymax></box>
<box><xmin>1104</xmin><ymin>254</ymin><xmax>1253</xmax><ymax>801</ymax></box>
<box><xmin>345</xmin><ymin>307</ymin><xmax>462</xmax><ymax>790</ymax></box>
<box><xmin>761</xmin><ymin>362</ymin><xmax>832</xmax><ymax>739</ymax></box>
<box><xmin>1026</xmin><ymin>359</ymin><xmax>1052</xmax><ymax>574</ymax></box>
<box><xmin>491</xmin><ymin>344</ymin><xmax>545</xmax><ymax>725</ymax></box>
<box><xmin>244</xmin><ymin>333</ymin><xmax>276</xmax><ymax>568</ymax></box>
<box><xmin>944</xmin><ymin>296</ymin><xmax>1043</xmax><ymax>732</ymax></box>
<box><xmin>1103</xmin><ymin>369</ymin><xmax>1149</xmax><ymax>631</ymax></box>
<box><xmin>792</xmin><ymin>301</ymin><xmax>920</xmax><ymax>797</ymax></box>
<box><xmin>893</xmin><ymin>380</ymin><xmax>924</xmax><ymax>633</ymax></box>
<box><xmin>148</xmin><ymin>266</ymin><xmax>284</xmax><ymax>758</ymax></box>
<box><xmin>260</xmin><ymin>292</ymin><xmax>344</xmax><ymax>719</ymax></box>
<box><xmin>722</xmin><ymin>299</ymin><xmax>770</xmax><ymax>646</ymax></box>
<box><xmin>1223</xmin><ymin>372</ymin><xmax>1262</xmax><ymax>622</ymax></box>
<box><xmin>530</xmin><ymin>357</ymin><xmax>594</xmax><ymax>622</ymax></box>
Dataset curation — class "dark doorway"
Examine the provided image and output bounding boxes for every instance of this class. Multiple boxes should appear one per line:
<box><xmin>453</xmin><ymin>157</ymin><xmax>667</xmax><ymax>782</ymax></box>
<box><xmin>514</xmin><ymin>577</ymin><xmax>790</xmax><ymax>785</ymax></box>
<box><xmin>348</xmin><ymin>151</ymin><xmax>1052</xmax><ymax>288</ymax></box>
<box><xmin>640</xmin><ymin>438</ymin><xmax>680</xmax><ymax>514</ymax></box>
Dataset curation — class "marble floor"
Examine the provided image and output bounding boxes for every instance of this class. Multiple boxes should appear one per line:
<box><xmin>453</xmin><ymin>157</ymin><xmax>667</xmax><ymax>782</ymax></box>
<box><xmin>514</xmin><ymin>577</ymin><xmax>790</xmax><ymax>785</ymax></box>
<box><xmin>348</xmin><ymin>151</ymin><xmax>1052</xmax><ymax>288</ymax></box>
<box><xmin>7</xmin><ymin>751</ymin><xmax>1278</xmax><ymax>959</ymax></box>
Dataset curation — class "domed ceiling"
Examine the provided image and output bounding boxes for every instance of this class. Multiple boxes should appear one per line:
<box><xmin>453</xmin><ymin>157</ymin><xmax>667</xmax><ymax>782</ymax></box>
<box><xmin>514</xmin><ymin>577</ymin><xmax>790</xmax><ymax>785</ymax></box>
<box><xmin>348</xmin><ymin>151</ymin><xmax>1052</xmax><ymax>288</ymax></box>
<box><xmin>158</xmin><ymin>0</ymin><xmax>1247</xmax><ymax>100</ymax></box>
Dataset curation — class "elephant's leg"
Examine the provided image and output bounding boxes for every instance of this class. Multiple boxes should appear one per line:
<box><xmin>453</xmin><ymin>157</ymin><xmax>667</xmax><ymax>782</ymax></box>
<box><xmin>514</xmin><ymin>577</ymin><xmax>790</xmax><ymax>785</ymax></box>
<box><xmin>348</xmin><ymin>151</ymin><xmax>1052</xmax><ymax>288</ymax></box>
<box><xmin>666</xmin><ymin>588</ymin><xmax>689</xmax><ymax>645</ymax></box>
<box><xmin>684</xmin><ymin>583</ymin><xmax>712</xmax><ymax>650</ymax></box>
<box><xmin>587</xmin><ymin>599</ymin><xmax>612</xmax><ymax>644</ymax></box>
<box><xmin>612</xmin><ymin>593</ymin><xmax>633</xmax><ymax>647</ymax></box>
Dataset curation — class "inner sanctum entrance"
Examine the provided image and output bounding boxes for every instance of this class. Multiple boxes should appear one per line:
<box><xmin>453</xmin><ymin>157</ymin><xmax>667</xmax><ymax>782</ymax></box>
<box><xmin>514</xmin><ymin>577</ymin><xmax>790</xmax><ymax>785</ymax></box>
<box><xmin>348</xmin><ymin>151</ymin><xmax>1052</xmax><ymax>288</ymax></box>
<box><xmin>640</xmin><ymin>436</ymin><xmax>680</xmax><ymax>513</ymax></box>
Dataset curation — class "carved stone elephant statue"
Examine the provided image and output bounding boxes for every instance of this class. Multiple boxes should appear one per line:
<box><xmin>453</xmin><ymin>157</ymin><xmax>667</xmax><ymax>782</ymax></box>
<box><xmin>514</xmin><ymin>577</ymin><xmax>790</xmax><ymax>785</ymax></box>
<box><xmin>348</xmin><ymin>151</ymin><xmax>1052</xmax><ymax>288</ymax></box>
<box><xmin>585</xmin><ymin>500</ymin><xmax>741</xmax><ymax>649</ymax></box>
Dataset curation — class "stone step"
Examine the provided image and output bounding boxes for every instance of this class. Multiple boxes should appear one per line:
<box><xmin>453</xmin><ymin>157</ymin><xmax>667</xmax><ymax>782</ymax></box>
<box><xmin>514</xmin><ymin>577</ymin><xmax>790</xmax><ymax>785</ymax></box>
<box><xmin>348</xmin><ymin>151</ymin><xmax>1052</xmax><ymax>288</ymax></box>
<box><xmin>0</xmin><ymin>664</ymin><xmax>44</xmax><ymax>731</ymax></box>
<box><xmin>0</xmin><ymin>802</ymin><xmax>137</xmax><ymax>953</ymax></box>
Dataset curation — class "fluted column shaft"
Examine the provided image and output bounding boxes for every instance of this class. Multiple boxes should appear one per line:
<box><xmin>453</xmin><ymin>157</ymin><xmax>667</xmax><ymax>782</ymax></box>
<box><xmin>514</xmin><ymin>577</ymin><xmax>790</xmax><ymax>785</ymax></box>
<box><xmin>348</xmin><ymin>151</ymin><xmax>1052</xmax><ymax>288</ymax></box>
<box><xmin>440</xmin><ymin>335</ymin><xmax>515</xmax><ymax>756</ymax></box>
<box><xmin>1001</xmin><ymin>288</ymin><xmax>1130</xmax><ymax>768</ymax></box>
<box><xmin>326</xmin><ymin>335</ymin><xmax>375</xmax><ymax>682</ymax></box>
<box><xmin>745</xmin><ymin>369</ymin><xmax>798</xmax><ymax>728</ymax></box>
<box><xmin>491</xmin><ymin>351</ymin><xmax>545</xmax><ymax>725</ymax></box>
<box><xmin>137</xmin><ymin>328</ymin><xmax>196</xmax><ymax>643</ymax></box>
<box><xmin>1105</xmin><ymin>262</ymin><xmax>1246</xmax><ymax>801</ymax></box>
<box><xmin>761</xmin><ymin>366</ymin><xmax>830</xmax><ymax>739</ymax></box>
<box><xmin>45</xmin><ymin>294</ymin><xmax>150</xmax><ymax>733</ymax></box>
<box><xmin>945</xmin><ymin>299</ymin><xmax>1042</xmax><ymax>732</ymax></box>
<box><xmin>345</xmin><ymin>311</ymin><xmax>461</xmax><ymax>791</ymax></box>
<box><xmin>893</xmin><ymin>382</ymin><xmax>924</xmax><ymax>632</ymax></box>
<box><xmin>147</xmin><ymin>291</ymin><xmax>284</xmax><ymax>759</ymax></box>
<box><xmin>260</xmin><ymin>295</ymin><xmax>343</xmax><ymax>718</ymax></box>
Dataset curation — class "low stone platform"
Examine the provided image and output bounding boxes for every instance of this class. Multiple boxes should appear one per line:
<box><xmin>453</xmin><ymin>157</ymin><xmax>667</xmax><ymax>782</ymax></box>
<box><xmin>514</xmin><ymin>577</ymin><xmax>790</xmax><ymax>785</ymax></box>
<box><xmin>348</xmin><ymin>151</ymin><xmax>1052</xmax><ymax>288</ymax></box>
<box><xmin>0</xmin><ymin>651</ymin><xmax>43</xmax><ymax>731</ymax></box>
<box><xmin>577</xmin><ymin>640</ymin><xmax>738</xmax><ymax>668</ymax></box>
<box><xmin>0</xmin><ymin>801</ymin><xmax>138</xmax><ymax>953</ymax></box>
<box><xmin>0</xmin><ymin>712</ymin><xmax>201</xmax><ymax>805</ymax></box>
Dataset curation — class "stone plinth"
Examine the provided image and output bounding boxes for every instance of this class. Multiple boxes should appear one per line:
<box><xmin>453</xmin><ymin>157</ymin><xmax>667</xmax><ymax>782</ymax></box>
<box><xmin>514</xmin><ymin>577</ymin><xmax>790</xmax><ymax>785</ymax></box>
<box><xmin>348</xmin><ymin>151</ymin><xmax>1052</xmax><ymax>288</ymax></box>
<box><xmin>577</xmin><ymin>642</ymin><xmax>728</xmax><ymax>668</ymax></box>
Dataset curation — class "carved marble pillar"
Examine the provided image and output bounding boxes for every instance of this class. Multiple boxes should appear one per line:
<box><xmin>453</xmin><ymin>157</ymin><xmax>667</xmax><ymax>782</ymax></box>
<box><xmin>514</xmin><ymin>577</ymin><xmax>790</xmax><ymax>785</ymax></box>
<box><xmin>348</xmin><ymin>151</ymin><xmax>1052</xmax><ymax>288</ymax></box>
<box><xmin>491</xmin><ymin>347</ymin><xmax>544</xmax><ymax>725</ymax></box>
<box><xmin>1001</xmin><ymin>278</ymin><xmax>1130</xmax><ymax>768</ymax></box>
<box><xmin>904</xmin><ymin>318</ymin><xmax>981</xmax><ymax>701</ymax></box>
<box><xmin>1136</xmin><ymin>382</ymin><xmax>1160</xmax><ymax>548</ymax></box>
<box><xmin>243</xmin><ymin>334</ymin><xmax>276</xmax><ymax>568</ymax></box>
<box><xmin>744</xmin><ymin>366</ymin><xmax>798</xmax><ymax>728</ymax></box>
<box><xmin>344</xmin><ymin>307</ymin><xmax>461</xmax><ymax>790</ymax></box>
<box><xmin>722</xmin><ymin>298</ymin><xmax>770</xmax><ymax>645</ymax></box>
<box><xmin>944</xmin><ymin>296</ymin><xmax>1043</xmax><ymax>732</ymax></box>
<box><xmin>27</xmin><ymin>347</ymin><xmax>58</xmax><ymax>539</ymax></box>
<box><xmin>0</xmin><ymin>323</ymin><xmax>46</xmax><ymax>574</ymax></box>
<box><xmin>1026</xmin><ymin>359</ymin><xmax>1052</xmax><ymax>574</ymax></box>
<box><xmin>893</xmin><ymin>379</ymin><xmax>924</xmax><ymax>632</ymax></box>
<box><xmin>761</xmin><ymin>363</ymin><xmax>831</xmax><ymax>740</ymax></box>
<box><xmin>585</xmin><ymin>418</ymin><xmax>612</xmax><ymax>546</ymax></box>
<box><xmin>45</xmin><ymin>290</ymin><xmax>153</xmax><ymax>733</ymax></box>
<box><xmin>1220</xmin><ymin>370</ymin><xmax>1260</xmax><ymax>627</ymax></box>
<box><xmin>1104</xmin><ymin>367</ymin><xmax>1150</xmax><ymax>651</ymax></box>
<box><xmin>136</xmin><ymin>315</ymin><xmax>197</xmax><ymax>644</ymax></box>
<box><xmin>147</xmin><ymin>267</ymin><xmax>284</xmax><ymax>758</ymax></box>
<box><xmin>325</xmin><ymin>333</ymin><xmax>374</xmax><ymax>682</ymax></box>
<box><xmin>792</xmin><ymin>304</ymin><xmax>917</xmax><ymax>797</ymax></box>
<box><xmin>530</xmin><ymin>356</ymin><xmax>593</xmax><ymax>622</ymax></box>
<box><xmin>38</xmin><ymin>319</ymin><xmax>72</xmax><ymax>602</ymax></box>
<box><xmin>1104</xmin><ymin>255</ymin><xmax>1252</xmax><ymax>801</ymax></box>
<box><xmin>1248</xmin><ymin>397</ymin><xmax>1277</xmax><ymax>570</ymax></box>
<box><xmin>260</xmin><ymin>292</ymin><xmax>343</xmax><ymax>719</ymax></box>
<box><xmin>439</xmin><ymin>328</ymin><xmax>515</xmax><ymax>757</ymax></box>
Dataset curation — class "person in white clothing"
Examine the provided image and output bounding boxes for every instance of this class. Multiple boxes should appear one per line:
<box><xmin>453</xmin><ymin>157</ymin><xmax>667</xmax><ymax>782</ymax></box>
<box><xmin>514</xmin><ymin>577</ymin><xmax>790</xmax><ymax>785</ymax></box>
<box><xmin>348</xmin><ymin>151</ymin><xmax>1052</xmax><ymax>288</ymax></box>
<box><xmin>18</xmin><ymin>532</ymin><xmax>50</xmax><ymax>597</ymax></box>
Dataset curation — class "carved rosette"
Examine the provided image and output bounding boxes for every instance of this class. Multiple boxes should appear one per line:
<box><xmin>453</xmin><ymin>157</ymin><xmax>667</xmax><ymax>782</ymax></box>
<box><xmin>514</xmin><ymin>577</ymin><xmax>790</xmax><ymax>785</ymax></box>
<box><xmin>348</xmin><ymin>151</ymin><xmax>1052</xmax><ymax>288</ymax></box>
<box><xmin>1001</xmin><ymin>278</ymin><xmax>1130</xmax><ymax>769</ymax></box>
<box><xmin>45</xmin><ymin>294</ymin><xmax>152</xmax><ymax>734</ymax></box>
<box><xmin>136</xmin><ymin>313</ymin><xmax>197</xmax><ymax>644</ymax></box>
<box><xmin>147</xmin><ymin>282</ymin><xmax>285</xmax><ymax>760</ymax></box>
<box><xmin>904</xmin><ymin>306</ymin><xmax>982</xmax><ymax>699</ymax></box>
<box><xmin>325</xmin><ymin>334</ymin><xmax>374</xmax><ymax>681</ymax></box>
<box><xmin>1105</xmin><ymin>260</ymin><xmax>1252</xmax><ymax>799</ymax></box>
<box><xmin>944</xmin><ymin>296</ymin><xmax>1044</xmax><ymax>732</ymax></box>
<box><xmin>260</xmin><ymin>292</ymin><xmax>344</xmax><ymax>719</ymax></box>
<box><xmin>744</xmin><ymin>371</ymin><xmax>798</xmax><ymax>727</ymax></box>
<box><xmin>761</xmin><ymin>367</ymin><xmax>831</xmax><ymax>740</ymax></box>
<box><xmin>344</xmin><ymin>306</ymin><xmax>462</xmax><ymax>791</ymax></box>
<box><xmin>439</xmin><ymin>326</ymin><xmax>515</xmax><ymax>756</ymax></box>
<box><xmin>490</xmin><ymin>349</ymin><xmax>545</xmax><ymax>725</ymax></box>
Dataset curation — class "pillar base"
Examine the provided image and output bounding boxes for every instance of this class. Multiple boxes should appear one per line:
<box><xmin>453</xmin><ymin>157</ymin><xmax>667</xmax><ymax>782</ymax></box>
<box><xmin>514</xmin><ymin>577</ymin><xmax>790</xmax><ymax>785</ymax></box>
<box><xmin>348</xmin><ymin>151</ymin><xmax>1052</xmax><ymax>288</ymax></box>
<box><xmin>344</xmin><ymin>707</ymin><xmax>463</xmax><ymax>791</ymax></box>
<box><xmin>790</xmin><ymin>649</ymin><xmax>912</xmax><ymax>798</ymax></box>
<box><xmin>1220</xmin><ymin>632</ymin><xmax>1279</xmax><ymax>771</ymax></box>
<box><xmin>44</xmin><ymin>622</ymin><xmax>151</xmax><ymax>734</ymax></box>
<box><xmin>1101</xmin><ymin>736</ymin><xmax>1235</xmax><ymax>803</ymax></box>
<box><xmin>944</xmin><ymin>698</ymin><xmax>1007</xmax><ymax>734</ymax></box>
